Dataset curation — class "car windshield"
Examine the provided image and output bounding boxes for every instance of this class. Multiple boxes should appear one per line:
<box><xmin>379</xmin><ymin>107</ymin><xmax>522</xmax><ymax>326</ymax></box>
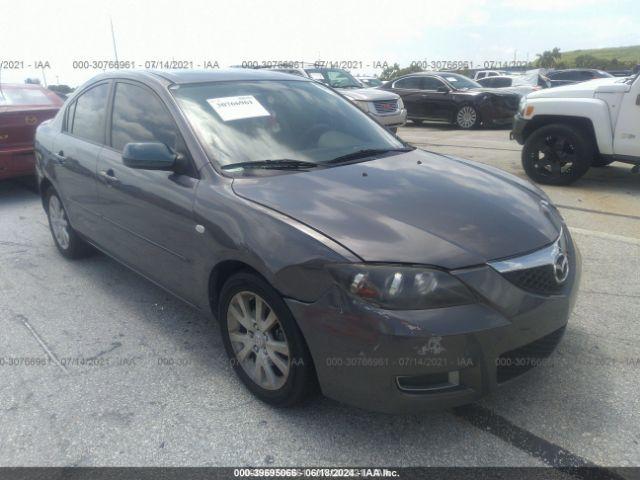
<box><xmin>172</xmin><ymin>80</ymin><xmax>405</xmax><ymax>168</ymax></box>
<box><xmin>363</xmin><ymin>78</ymin><xmax>382</xmax><ymax>87</ymax></box>
<box><xmin>440</xmin><ymin>73</ymin><xmax>482</xmax><ymax>90</ymax></box>
<box><xmin>305</xmin><ymin>69</ymin><xmax>363</xmax><ymax>89</ymax></box>
<box><xmin>0</xmin><ymin>87</ymin><xmax>56</xmax><ymax>106</ymax></box>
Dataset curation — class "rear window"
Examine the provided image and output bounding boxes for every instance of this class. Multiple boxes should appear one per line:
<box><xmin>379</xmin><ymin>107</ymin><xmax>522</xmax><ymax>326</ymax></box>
<box><xmin>0</xmin><ymin>87</ymin><xmax>56</xmax><ymax>106</ymax></box>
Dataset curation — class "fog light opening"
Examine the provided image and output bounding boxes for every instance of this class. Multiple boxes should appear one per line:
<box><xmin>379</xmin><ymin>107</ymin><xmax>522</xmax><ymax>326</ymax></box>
<box><xmin>396</xmin><ymin>370</ymin><xmax>460</xmax><ymax>393</ymax></box>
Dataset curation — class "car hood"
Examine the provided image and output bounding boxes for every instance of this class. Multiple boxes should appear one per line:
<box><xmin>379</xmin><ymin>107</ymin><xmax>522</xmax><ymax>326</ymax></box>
<box><xmin>232</xmin><ymin>149</ymin><xmax>561</xmax><ymax>268</ymax></box>
<box><xmin>528</xmin><ymin>78</ymin><xmax>630</xmax><ymax>99</ymax></box>
<box><xmin>338</xmin><ymin>87</ymin><xmax>400</xmax><ymax>101</ymax></box>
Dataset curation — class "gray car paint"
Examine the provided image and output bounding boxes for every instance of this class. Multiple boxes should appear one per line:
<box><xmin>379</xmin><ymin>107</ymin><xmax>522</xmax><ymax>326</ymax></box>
<box><xmin>35</xmin><ymin>69</ymin><xmax>580</xmax><ymax>412</ymax></box>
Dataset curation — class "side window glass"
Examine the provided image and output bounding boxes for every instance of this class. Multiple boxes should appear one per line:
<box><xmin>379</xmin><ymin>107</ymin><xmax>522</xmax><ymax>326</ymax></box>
<box><xmin>394</xmin><ymin>77</ymin><xmax>420</xmax><ymax>89</ymax></box>
<box><xmin>70</xmin><ymin>83</ymin><xmax>110</xmax><ymax>144</ymax></box>
<box><xmin>111</xmin><ymin>82</ymin><xmax>185</xmax><ymax>155</ymax></box>
<box><xmin>420</xmin><ymin>77</ymin><xmax>446</xmax><ymax>91</ymax></box>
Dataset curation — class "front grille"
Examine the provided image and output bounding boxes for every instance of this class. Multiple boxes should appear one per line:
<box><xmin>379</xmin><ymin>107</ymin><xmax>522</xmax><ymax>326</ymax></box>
<box><xmin>496</xmin><ymin>327</ymin><xmax>566</xmax><ymax>383</ymax></box>
<box><xmin>502</xmin><ymin>264</ymin><xmax>563</xmax><ymax>295</ymax></box>
<box><xmin>373</xmin><ymin>99</ymin><xmax>398</xmax><ymax>114</ymax></box>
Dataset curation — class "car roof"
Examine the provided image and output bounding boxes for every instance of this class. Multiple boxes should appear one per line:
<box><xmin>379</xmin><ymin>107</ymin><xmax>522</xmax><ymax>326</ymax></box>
<box><xmin>81</xmin><ymin>68</ymin><xmax>310</xmax><ymax>86</ymax></box>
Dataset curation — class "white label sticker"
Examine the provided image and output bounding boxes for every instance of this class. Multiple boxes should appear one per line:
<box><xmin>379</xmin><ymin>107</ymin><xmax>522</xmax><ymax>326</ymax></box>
<box><xmin>206</xmin><ymin>95</ymin><xmax>270</xmax><ymax>122</ymax></box>
<box><xmin>446</xmin><ymin>77</ymin><xmax>458</xmax><ymax>82</ymax></box>
<box><xmin>309</xmin><ymin>72</ymin><xmax>325</xmax><ymax>80</ymax></box>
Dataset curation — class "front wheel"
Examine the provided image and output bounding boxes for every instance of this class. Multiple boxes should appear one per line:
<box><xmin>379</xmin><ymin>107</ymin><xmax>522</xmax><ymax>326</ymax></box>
<box><xmin>218</xmin><ymin>272</ymin><xmax>317</xmax><ymax>407</ymax></box>
<box><xmin>521</xmin><ymin>124</ymin><xmax>593</xmax><ymax>185</ymax></box>
<box><xmin>455</xmin><ymin>105</ymin><xmax>479</xmax><ymax>129</ymax></box>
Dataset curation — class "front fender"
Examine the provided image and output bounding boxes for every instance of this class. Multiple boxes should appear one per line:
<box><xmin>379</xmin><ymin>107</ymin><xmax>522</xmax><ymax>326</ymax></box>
<box><xmin>525</xmin><ymin>98</ymin><xmax>613</xmax><ymax>154</ymax></box>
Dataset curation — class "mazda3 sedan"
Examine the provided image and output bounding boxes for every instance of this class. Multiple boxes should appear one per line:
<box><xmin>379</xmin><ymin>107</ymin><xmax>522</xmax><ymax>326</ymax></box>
<box><xmin>35</xmin><ymin>69</ymin><xmax>580</xmax><ymax>413</ymax></box>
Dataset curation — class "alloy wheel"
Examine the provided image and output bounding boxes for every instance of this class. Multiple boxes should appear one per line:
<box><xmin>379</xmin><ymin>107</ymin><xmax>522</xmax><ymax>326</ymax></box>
<box><xmin>49</xmin><ymin>195</ymin><xmax>70</xmax><ymax>250</ymax></box>
<box><xmin>226</xmin><ymin>291</ymin><xmax>291</xmax><ymax>390</ymax></box>
<box><xmin>456</xmin><ymin>106</ymin><xmax>477</xmax><ymax>128</ymax></box>
<box><xmin>531</xmin><ymin>134</ymin><xmax>576</xmax><ymax>179</ymax></box>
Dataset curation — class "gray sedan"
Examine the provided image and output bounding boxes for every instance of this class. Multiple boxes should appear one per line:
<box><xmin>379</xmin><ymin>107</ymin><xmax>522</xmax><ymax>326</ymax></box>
<box><xmin>35</xmin><ymin>69</ymin><xmax>580</xmax><ymax>413</ymax></box>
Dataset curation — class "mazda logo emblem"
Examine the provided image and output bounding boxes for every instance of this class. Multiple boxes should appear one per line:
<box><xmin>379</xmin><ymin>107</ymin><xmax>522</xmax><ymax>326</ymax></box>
<box><xmin>553</xmin><ymin>253</ymin><xmax>570</xmax><ymax>284</ymax></box>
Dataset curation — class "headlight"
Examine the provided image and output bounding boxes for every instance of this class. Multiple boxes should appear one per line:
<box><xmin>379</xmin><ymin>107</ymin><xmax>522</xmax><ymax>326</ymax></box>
<box><xmin>353</xmin><ymin>100</ymin><xmax>369</xmax><ymax>112</ymax></box>
<box><xmin>327</xmin><ymin>264</ymin><xmax>475</xmax><ymax>310</ymax></box>
<box><xmin>518</xmin><ymin>96</ymin><xmax>527</xmax><ymax>114</ymax></box>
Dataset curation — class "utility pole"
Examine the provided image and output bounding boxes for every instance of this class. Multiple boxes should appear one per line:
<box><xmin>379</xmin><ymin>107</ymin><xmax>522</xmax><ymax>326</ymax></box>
<box><xmin>110</xmin><ymin>16</ymin><xmax>119</xmax><ymax>63</ymax></box>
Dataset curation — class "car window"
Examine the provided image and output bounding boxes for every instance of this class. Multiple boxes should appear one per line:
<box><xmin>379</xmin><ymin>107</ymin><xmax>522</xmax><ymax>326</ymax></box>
<box><xmin>393</xmin><ymin>77</ymin><xmax>422</xmax><ymax>89</ymax></box>
<box><xmin>110</xmin><ymin>82</ymin><xmax>185</xmax><ymax>154</ymax></box>
<box><xmin>70</xmin><ymin>83</ymin><xmax>110</xmax><ymax>144</ymax></box>
<box><xmin>477</xmin><ymin>77</ymin><xmax>492</xmax><ymax>87</ymax></box>
<box><xmin>476</xmin><ymin>72</ymin><xmax>486</xmax><ymax>79</ymax></box>
<box><xmin>0</xmin><ymin>87</ymin><xmax>57</xmax><ymax>106</ymax></box>
<box><xmin>172</xmin><ymin>80</ymin><xmax>403</xmax><ymax>168</ymax></box>
<box><xmin>493</xmin><ymin>77</ymin><xmax>512</xmax><ymax>87</ymax></box>
<box><xmin>420</xmin><ymin>77</ymin><xmax>446</xmax><ymax>91</ymax></box>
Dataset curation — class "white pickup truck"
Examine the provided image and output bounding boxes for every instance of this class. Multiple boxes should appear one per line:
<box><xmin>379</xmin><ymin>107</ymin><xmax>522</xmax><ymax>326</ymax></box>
<box><xmin>511</xmin><ymin>73</ymin><xmax>640</xmax><ymax>185</ymax></box>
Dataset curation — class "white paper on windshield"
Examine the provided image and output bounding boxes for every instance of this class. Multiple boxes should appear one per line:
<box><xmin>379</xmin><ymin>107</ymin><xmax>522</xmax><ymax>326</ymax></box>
<box><xmin>446</xmin><ymin>77</ymin><xmax>458</xmax><ymax>82</ymax></box>
<box><xmin>206</xmin><ymin>95</ymin><xmax>270</xmax><ymax>122</ymax></box>
<box><xmin>309</xmin><ymin>72</ymin><xmax>325</xmax><ymax>80</ymax></box>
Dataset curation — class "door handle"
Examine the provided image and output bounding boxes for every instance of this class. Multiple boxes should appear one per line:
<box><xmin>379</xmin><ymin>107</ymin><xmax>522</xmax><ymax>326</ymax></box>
<box><xmin>99</xmin><ymin>169</ymin><xmax>119</xmax><ymax>185</ymax></box>
<box><xmin>53</xmin><ymin>150</ymin><xmax>66</xmax><ymax>165</ymax></box>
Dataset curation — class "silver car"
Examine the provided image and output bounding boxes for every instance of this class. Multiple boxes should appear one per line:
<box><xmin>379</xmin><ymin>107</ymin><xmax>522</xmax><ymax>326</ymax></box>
<box><xmin>271</xmin><ymin>67</ymin><xmax>406</xmax><ymax>132</ymax></box>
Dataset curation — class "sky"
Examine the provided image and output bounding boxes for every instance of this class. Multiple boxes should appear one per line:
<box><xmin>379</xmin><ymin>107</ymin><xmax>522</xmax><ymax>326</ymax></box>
<box><xmin>1</xmin><ymin>0</ymin><xmax>638</xmax><ymax>86</ymax></box>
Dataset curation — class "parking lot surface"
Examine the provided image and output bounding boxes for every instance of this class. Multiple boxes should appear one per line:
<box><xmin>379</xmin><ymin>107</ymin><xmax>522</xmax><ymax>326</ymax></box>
<box><xmin>0</xmin><ymin>125</ymin><xmax>638</xmax><ymax>469</ymax></box>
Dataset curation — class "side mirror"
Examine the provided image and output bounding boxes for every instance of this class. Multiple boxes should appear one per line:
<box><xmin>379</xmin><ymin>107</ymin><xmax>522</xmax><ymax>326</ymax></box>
<box><xmin>437</xmin><ymin>86</ymin><xmax>450</xmax><ymax>93</ymax></box>
<box><xmin>122</xmin><ymin>142</ymin><xmax>177</xmax><ymax>170</ymax></box>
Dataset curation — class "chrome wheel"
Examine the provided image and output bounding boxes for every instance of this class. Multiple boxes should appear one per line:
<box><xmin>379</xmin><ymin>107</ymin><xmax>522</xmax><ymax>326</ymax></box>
<box><xmin>49</xmin><ymin>195</ymin><xmax>70</xmax><ymax>250</ymax></box>
<box><xmin>456</xmin><ymin>106</ymin><xmax>477</xmax><ymax>129</ymax></box>
<box><xmin>227</xmin><ymin>291</ymin><xmax>291</xmax><ymax>390</ymax></box>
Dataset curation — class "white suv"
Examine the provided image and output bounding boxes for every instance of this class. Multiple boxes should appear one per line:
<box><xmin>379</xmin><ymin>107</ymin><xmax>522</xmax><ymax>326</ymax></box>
<box><xmin>511</xmin><ymin>73</ymin><xmax>640</xmax><ymax>184</ymax></box>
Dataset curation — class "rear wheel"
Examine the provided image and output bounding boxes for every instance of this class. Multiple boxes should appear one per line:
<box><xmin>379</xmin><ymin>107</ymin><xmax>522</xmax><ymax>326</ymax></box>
<box><xmin>45</xmin><ymin>188</ymin><xmax>93</xmax><ymax>259</ymax></box>
<box><xmin>522</xmin><ymin>124</ymin><xmax>593</xmax><ymax>185</ymax></box>
<box><xmin>218</xmin><ymin>272</ymin><xmax>317</xmax><ymax>407</ymax></box>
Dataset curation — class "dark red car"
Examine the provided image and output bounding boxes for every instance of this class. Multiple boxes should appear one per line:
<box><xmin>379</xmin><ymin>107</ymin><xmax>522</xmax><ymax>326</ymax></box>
<box><xmin>0</xmin><ymin>84</ymin><xmax>63</xmax><ymax>180</ymax></box>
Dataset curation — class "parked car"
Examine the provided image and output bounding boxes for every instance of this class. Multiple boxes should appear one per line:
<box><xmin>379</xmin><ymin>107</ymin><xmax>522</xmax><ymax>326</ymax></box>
<box><xmin>269</xmin><ymin>66</ymin><xmax>406</xmax><ymax>132</ymax></box>
<box><xmin>512</xmin><ymin>73</ymin><xmax>640</xmax><ymax>185</ymax></box>
<box><xmin>476</xmin><ymin>72</ymin><xmax>550</xmax><ymax>97</ymax></box>
<box><xmin>545</xmin><ymin>68</ymin><xmax>613</xmax><ymax>88</ymax></box>
<box><xmin>358</xmin><ymin>76</ymin><xmax>383</xmax><ymax>88</ymax></box>
<box><xmin>380</xmin><ymin>72</ymin><xmax>520</xmax><ymax>129</ymax></box>
<box><xmin>0</xmin><ymin>83</ymin><xmax>63</xmax><ymax>180</ymax></box>
<box><xmin>36</xmin><ymin>69</ymin><xmax>580</xmax><ymax>413</ymax></box>
<box><xmin>473</xmin><ymin>70</ymin><xmax>513</xmax><ymax>80</ymax></box>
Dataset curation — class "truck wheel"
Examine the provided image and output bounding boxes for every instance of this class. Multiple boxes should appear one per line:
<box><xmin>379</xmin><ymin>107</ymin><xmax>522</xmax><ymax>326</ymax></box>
<box><xmin>522</xmin><ymin>124</ymin><xmax>593</xmax><ymax>185</ymax></box>
<box><xmin>591</xmin><ymin>157</ymin><xmax>614</xmax><ymax>167</ymax></box>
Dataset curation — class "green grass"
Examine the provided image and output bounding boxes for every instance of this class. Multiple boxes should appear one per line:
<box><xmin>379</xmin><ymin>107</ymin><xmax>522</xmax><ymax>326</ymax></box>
<box><xmin>559</xmin><ymin>45</ymin><xmax>640</xmax><ymax>65</ymax></box>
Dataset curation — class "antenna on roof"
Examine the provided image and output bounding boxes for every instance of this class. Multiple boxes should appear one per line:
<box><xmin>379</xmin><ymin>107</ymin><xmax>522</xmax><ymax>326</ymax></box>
<box><xmin>110</xmin><ymin>16</ymin><xmax>119</xmax><ymax>63</ymax></box>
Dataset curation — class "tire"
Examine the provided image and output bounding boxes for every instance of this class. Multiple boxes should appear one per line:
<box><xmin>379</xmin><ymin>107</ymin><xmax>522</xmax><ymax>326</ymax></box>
<box><xmin>45</xmin><ymin>188</ymin><xmax>93</xmax><ymax>259</ymax></box>
<box><xmin>522</xmin><ymin>124</ymin><xmax>594</xmax><ymax>185</ymax></box>
<box><xmin>455</xmin><ymin>105</ymin><xmax>479</xmax><ymax>129</ymax></box>
<box><xmin>218</xmin><ymin>271</ymin><xmax>317</xmax><ymax>407</ymax></box>
<box><xmin>591</xmin><ymin>157</ymin><xmax>614</xmax><ymax>167</ymax></box>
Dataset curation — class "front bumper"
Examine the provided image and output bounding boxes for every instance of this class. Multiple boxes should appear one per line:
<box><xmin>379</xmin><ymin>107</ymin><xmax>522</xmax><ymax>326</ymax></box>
<box><xmin>510</xmin><ymin>114</ymin><xmax>529</xmax><ymax>144</ymax></box>
<box><xmin>286</xmin><ymin>233</ymin><xmax>581</xmax><ymax>414</ymax></box>
<box><xmin>371</xmin><ymin>109</ymin><xmax>407</xmax><ymax>128</ymax></box>
<box><xmin>0</xmin><ymin>146</ymin><xmax>36</xmax><ymax>180</ymax></box>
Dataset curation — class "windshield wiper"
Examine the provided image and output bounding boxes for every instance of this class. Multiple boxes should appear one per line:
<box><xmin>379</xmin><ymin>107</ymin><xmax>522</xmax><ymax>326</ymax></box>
<box><xmin>221</xmin><ymin>159</ymin><xmax>320</xmax><ymax>171</ymax></box>
<box><xmin>325</xmin><ymin>147</ymin><xmax>414</xmax><ymax>165</ymax></box>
